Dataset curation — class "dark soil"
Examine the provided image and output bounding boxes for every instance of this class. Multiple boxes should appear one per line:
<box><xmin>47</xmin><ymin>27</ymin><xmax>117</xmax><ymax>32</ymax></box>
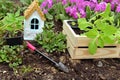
<box><xmin>0</xmin><ymin>1</ymin><xmax>120</xmax><ymax>80</ymax></box>
<box><xmin>67</xmin><ymin>21</ymin><xmax>85</xmax><ymax>35</ymax></box>
<box><xmin>54</xmin><ymin>20</ymin><xmax>63</xmax><ymax>32</ymax></box>
<box><xmin>0</xmin><ymin>20</ymin><xmax>120</xmax><ymax>80</ymax></box>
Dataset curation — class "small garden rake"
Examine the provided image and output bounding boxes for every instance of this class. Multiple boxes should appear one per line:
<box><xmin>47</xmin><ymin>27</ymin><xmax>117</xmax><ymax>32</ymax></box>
<box><xmin>26</xmin><ymin>41</ymin><xmax>69</xmax><ymax>73</ymax></box>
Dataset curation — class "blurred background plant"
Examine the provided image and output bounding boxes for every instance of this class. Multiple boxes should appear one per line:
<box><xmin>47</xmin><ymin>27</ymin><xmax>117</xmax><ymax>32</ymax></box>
<box><xmin>35</xmin><ymin>28</ymin><xmax>66</xmax><ymax>53</ymax></box>
<box><xmin>0</xmin><ymin>0</ymin><xmax>19</xmax><ymax>20</ymax></box>
<box><xmin>20</xmin><ymin>0</ymin><xmax>44</xmax><ymax>12</ymax></box>
<box><xmin>40</xmin><ymin>0</ymin><xmax>120</xmax><ymax>22</ymax></box>
<box><xmin>15</xmin><ymin>65</ymin><xmax>33</xmax><ymax>76</ymax></box>
<box><xmin>40</xmin><ymin>0</ymin><xmax>70</xmax><ymax>21</ymax></box>
<box><xmin>1</xmin><ymin>10</ymin><xmax>24</xmax><ymax>37</ymax></box>
<box><xmin>0</xmin><ymin>45</ymin><xmax>25</xmax><ymax>70</ymax></box>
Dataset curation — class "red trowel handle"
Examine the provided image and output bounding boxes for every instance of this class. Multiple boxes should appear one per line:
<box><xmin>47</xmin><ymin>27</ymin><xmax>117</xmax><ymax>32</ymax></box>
<box><xmin>26</xmin><ymin>41</ymin><xmax>36</xmax><ymax>51</ymax></box>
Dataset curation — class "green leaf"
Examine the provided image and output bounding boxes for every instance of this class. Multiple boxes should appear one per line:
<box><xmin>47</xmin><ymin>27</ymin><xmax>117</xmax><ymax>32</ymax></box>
<box><xmin>85</xmin><ymin>28</ymin><xmax>98</xmax><ymax>38</ymax></box>
<box><xmin>39</xmin><ymin>0</ymin><xmax>44</xmax><ymax>3</ymax></box>
<box><xmin>102</xmin><ymin>36</ymin><xmax>114</xmax><ymax>44</ymax></box>
<box><xmin>15</xmin><ymin>10</ymin><xmax>20</xmax><ymax>17</ymax></box>
<box><xmin>0</xmin><ymin>59</ymin><xmax>3</xmax><ymax>62</ymax></box>
<box><xmin>45</xmin><ymin>13</ymin><xmax>53</xmax><ymax>20</ymax></box>
<box><xmin>97</xmin><ymin>37</ymin><xmax>104</xmax><ymax>48</ymax></box>
<box><xmin>88</xmin><ymin>40</ymin><xmax>97</xmax><ymax>55</ymax></box>
<box><xmin>95</xmin><ymin>19</ymin><xmax>106</xmax><ymax>30</ymax></box>
<box><xmin>86</xmin><ymin>6</ymin><xmax>91</xmax><ymax>20</ymax></box>
<box><xmin>78</xmin><ymin>18</ymin><xmax>91</xmax><ymax>30</ymax></box>
<box><xmin>59</xmin><ymin>14</ymin><xmax>66</xmax><ymax>20</ymax></box>
<box><xmin>103</xmin><ymin>25</ymin><xmax>117</xmax><ymax>35</ymax></box>
<box><xmin>100</xmin><ymin>3</ymin><xmax>111</xmax><ymax>18</ymax></box>
<box><xmin>1</xmin><ymin>54</ymin><xmax>6</xmax><ymax>60</ymax></box>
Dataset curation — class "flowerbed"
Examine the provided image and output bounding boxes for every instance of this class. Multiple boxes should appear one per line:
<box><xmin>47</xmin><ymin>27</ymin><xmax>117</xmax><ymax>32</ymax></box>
<box><xmin>0</xmin><ymin>0</ymin><xmax>120</xmax><ymax>80</ymax></box>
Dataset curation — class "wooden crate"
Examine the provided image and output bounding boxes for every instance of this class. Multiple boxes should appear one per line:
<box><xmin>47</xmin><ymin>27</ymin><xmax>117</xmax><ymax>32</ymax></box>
<box><xmin>63</xmin><ymin>20</ymin><xmax>120</xmax><ymax>59</ymax></box>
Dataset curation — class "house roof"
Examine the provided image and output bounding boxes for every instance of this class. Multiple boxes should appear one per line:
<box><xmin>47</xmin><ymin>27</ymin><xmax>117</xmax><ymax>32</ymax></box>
<box><xmin>24</xmin><ymin>0</ymin><xmax>46</xmax><ymax>21</ymax></box>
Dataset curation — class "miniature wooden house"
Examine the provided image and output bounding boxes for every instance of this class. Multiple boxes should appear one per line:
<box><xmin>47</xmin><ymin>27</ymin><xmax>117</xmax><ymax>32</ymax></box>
<box><xmin>24</xmin><ymin>0</ymin><xmax>46</xmax><ymax>40</ymax></box>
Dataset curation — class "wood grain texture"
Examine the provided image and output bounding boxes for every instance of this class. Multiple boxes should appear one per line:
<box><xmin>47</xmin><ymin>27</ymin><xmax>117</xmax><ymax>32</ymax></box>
<box><xmin>67</xmin><ymin>39</ymin><xmax>120</xmax><ymax>59</ymax></box>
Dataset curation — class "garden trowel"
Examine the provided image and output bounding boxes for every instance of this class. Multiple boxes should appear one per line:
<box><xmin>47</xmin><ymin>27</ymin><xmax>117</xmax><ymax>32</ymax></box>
<box><xmin>26</xmin><ymin>41</ymin><xmax>69</xmax><ymax>73</ymax></box>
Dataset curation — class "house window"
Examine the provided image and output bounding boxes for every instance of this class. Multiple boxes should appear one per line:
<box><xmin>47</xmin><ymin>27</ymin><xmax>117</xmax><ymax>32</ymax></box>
<box><xmin>31</xmin><ymin>18</ymin><xmax>39</xmax><ymax>30</ymax></box>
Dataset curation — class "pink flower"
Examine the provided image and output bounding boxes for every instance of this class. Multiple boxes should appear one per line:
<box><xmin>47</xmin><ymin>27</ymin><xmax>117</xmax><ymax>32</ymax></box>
<box><xmin>73</xmin><ymin>12</ymin><xmax>78</xmax><ymax>19</ymax></box>
<box><xmin>69</xmin><ymin>0</ymin><xmax>77</xmax><ymax>3</ymax></box>
<box><xmin>84</xmin><ymin>1</ymin><xmax>96</xmax><ymax>10</ymax></box>
<box><xmin>79</xmin><ymin>9</ymin><xmax>86</xmax><ymax>18</ymax></box>
<box><xmin>43</xmin><ymin>9</ymin><xmax>48</xmax><ymax>14</ymax></box>
<box><xmin>110</xmin><ymin>2</ymin><xmax>116</xmax><ymax>10</ymax></box>
<box><xmin>90</xmin><ymin>0</ymin><xmax>98</xmax><ymax>3</ymax></box>
<box><xmin>104</xmin><ymin>0</ymin><xmax>113</xmax><ymax>3</ymax></box>
<box><xmin>40</xmin><ymin>1</ymin><xmax>47</xmax><ymax>9</ymax></box>
<box><xmin>62</xmin><ymin>0</ymin><xmax>67</xmax><ymax>5</ymax></box>
<box><xmin>47</xmin><ymin>0</ymin><xmax>53</xmax><ymax>8</ymax></box>
<box><xmin>116</xmin><ymin>4</ymin><xmax>120</xmax><ymax>12</ymax></box>
<box><xmin>69</xmin><ymin>6</ymin><xmax>77</xmax><ymax>16</ymax></box>
<box><xmin>65</xmin><ymin>7</ymin><xmax>71</xmax><ymax>13</ymax></box>
<box><xmin>94</xmin><ymin>2</ymin><xmax>107</xmax><ymax>12</ymax></box>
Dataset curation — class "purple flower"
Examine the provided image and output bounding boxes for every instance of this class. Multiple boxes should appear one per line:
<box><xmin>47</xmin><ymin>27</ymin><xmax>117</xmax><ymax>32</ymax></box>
<box><xmin>40</xmin><ymin>1</ymin><xmax>47</xmax><ymax>9</ymax></box>
<box><xmin>84</xmin><ymin>1</ymin><xmax>96</xmax><ymax>10</ymax></box>
<box><xmin>73</xmin><ymin>12</ymin><xmax>78</xmax><ymax>19</ymax></box>
<box><xmin>112</xmin><ymin>0</ymin><xmax>120</xmax><ymax>4</ymax></box>
<box><xmin>47</xmin><ymin>0</ymin><xmax>53</xmax><ymax>8</ymax></box>
<box><xmin>90</xmin><ymin>0</ymin><xmax>98</xmax><ymax>3</ymax></box>
<box><xmin>104</xmin><ymin>0</ymin><xmax>113</xmax><ymax>3</ymax></box>
<box><xmin>110</xmin><ymin>2</ymin><xmax>116</xmax><ymax>10</ymax></box>
<box><xmin>43</xmin><ymin>9</ymin><xmax>48</xmax><ymax>14</ymax></box>
<box><xmin>65</xmin><ymin>7</ymin><xmax>71</xmax><ymax>13</ymax></box>
<box><xmin>78</xmin><ymin>9</ymin><xmax>86</xmax><ymax>18</ymax></box>
<box><xmin>94</xmin><ymin>2</ymin><xmax>107</xmax><ymax>12</ymax></box>
<box><xmin>62</xmin><ymin>0</ymin><xmax>67</xmax><ymax>5</ymax></box>
<box><xmin>69</xmin><ymin>0</ymin><xmax>77</xmax><ymax>3</ymax></box>
<box><xmin>116</xmin><ymin>4</ymin><xmax>120</xmax><ymax>12</ymax></box>
<box><xmin>69</xmin><ymin>6</ymin><xmax>77</xmax><ymax>16</ymax></box>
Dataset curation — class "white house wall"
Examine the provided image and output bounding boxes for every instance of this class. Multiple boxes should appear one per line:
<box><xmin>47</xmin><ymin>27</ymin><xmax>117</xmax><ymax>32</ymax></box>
<box><xmin>24</xmin><ymin>11</ymin><xmax>44</xmax><ymax>40</ymax></box>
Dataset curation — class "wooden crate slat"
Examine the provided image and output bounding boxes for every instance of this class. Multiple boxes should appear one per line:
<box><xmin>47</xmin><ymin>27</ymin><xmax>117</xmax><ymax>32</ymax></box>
<box><xmin>67</xmin><ymin>39</ymin><xmax>120</xmax><ymax>59</ymax></box>
<box><xmin>75</xmin><ymin>48</ymin><xmax>119</xmax><ymax>59</ymax></box>
<box><xmin>63</xmin><ymin>20</ymin><xmax>91</xmax><ymax>47</ymax></box>
<box><xmin>63</xmin><ymin>29</ymin><xmax>120</xmax><ymax>59</ymax></box>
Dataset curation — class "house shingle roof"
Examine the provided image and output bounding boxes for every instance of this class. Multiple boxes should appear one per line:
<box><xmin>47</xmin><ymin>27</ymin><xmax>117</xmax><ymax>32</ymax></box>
<box><xmin>24</xmin><ymin>0</ymin><xmax>46</xmax><ymax>21</ymax></box>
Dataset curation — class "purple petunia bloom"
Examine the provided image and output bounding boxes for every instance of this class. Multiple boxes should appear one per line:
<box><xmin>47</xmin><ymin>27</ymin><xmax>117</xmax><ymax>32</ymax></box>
<box><xmin>43</xmin><ymin>9</ymin><xmax>48</xmax><ymax>14</ymax></box>
<box><xmin>40</xmin><ymin>0</ymin><xmax>120</xmax><ymax>19</ymax></box>
<box><xmin>65</xmin><ymin>7</ymin><xmax>71</xmax><ymax>13</ymax></box>
<box><xmin>94</xmin><ymin>2</ymin><xmax>107</xmax><ymax>12</ymax></box>
<box><xmin>40</xmin><ymin>1</ymin><xmax>47</xmax><ymax>9</ymax></box>
<box><xmin>79</xmin><ymin>9</ymin><xmax>86</xmax><ymax>18</ymax></box>
<box><xmin>116</xmin><ymin>4</ymin><xmax>120</xmax><ymax>12</ymax></box>
<box><xmin>110</xmin><ymin>2</ymin><xmax>116</xmax><ymax>10</ymax></box>
<box><xmin>84</xmin><ymin>1</ymin><xmax>96</xmax><ymax>10</ymax></box>
<box><xmin>104</xmin><ymin>0</ymin><xmax>113</xmax><ymax>3</ymax></box>
<box><xmin>112</xmin><ymin>0</ymin><xmax>120</xmax><ymax>4</ymax></box>
<box><xmin>69</xmin><ymin>6</ymin><xmax>77</xmax><ymax>16</ymax></box>
<box><xmin>62</xmin><ymin>0</ymin><xmax>67</xmax><ymax>5</ymax></box>
<box><xmin>69</xmin><ymin>0</ymin><xmax>77</xmax><ymax>3</ymax></box>
<box><xmin>90</xmin><ymin>0</ymin><xmax>98</xmax><ymax>3</ymax></box>
<box><xmin>47</xmin><ymin>0</ymin><xmax>53</xmax><ymax>8</ymax></box>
